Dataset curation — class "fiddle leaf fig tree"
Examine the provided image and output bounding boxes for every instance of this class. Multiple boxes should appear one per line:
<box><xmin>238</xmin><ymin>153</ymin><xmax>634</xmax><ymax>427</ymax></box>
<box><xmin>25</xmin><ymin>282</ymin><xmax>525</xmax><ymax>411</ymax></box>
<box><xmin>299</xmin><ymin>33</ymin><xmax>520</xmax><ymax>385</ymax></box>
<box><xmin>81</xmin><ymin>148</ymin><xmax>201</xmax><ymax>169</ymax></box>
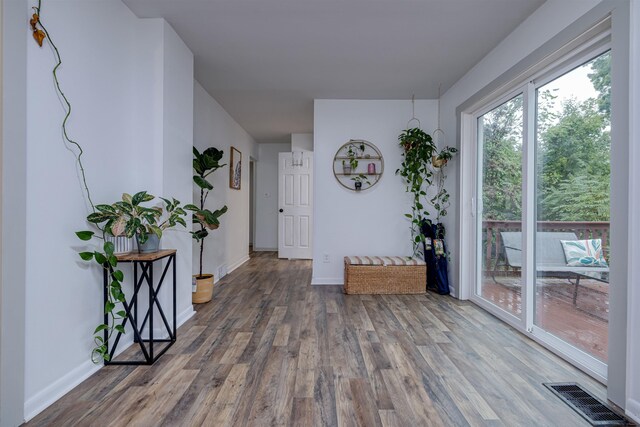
<box><xmin>185</xmin><ymin>147</ymin><xmax>228</xmax><ymax>277</ymax></box>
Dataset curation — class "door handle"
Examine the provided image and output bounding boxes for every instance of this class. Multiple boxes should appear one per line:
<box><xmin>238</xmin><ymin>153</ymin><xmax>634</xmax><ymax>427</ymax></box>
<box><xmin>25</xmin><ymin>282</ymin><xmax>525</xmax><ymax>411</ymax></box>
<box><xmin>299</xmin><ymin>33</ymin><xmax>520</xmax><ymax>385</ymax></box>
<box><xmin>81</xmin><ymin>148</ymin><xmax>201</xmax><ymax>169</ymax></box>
<box><xmin>279</xmin><ymin>209</ymin><xmax>283</xmax><ymax>213</ymax></box>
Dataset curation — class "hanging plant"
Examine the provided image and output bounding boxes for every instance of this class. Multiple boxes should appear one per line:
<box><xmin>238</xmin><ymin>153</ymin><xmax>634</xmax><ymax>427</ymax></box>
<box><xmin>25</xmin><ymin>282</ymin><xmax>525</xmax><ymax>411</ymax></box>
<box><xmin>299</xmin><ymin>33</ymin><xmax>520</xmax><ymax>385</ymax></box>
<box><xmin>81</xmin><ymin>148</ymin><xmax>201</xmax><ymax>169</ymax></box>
<box><xmin>396</xmin><ymin>128</ymin><xmax>438</xmax><ymax>257</ymax></box>
<box><xmin>396</xmin><ymin>127</ymin><xmax>458</xmax><ymax>256</ymax></box>
<box><xmin>430</xmin><ymin>146</ymin><xmax>458</xmax><ymax>235</ymax></box>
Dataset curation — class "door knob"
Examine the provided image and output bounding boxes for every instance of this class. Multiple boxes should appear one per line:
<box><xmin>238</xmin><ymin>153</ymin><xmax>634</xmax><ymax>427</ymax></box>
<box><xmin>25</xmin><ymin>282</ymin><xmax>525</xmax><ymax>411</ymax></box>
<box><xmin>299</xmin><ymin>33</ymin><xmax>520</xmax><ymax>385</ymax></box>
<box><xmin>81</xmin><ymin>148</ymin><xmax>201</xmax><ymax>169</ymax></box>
<box><xmin>279</xmin><ymin>209</ymin><xmax>283</xmax><ymax>213</ymax></box>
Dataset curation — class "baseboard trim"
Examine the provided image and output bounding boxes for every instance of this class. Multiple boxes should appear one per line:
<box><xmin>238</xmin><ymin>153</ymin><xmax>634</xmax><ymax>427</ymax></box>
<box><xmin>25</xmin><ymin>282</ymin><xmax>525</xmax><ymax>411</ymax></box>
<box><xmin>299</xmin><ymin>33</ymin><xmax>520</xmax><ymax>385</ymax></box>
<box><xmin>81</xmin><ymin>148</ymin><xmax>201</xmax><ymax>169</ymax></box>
<box><xmin>177</xmin><ymin>305</ymin><xmax>196</xmax><ymax>326</ymax></box>
<box><xmin>24</xmin><ymin>305</ymin><xmax>197</xmax><ymax>421</ymax></box>
<box><xmin>627</xmin><ymin>398</ymin><xmax>640</xmax><ymax>424</ymax></box>
<box><xmin>252</xmin><ymin>247</ymin><xmax>277</xmax><ymax>252</ymax></box>
<box><xmin>227</xmin><ymin>255</ymin><xmax>250</xmax><ymax>274</ymax></box>
<box><xmin>23</xmin><ymin>333</ymin><xmax>132</xmax><ymax>422</ymax></box>
<box><xmin>311</xmin><ymin>277</ymin><xmax>343</xmax><ymax>285</ymax></box>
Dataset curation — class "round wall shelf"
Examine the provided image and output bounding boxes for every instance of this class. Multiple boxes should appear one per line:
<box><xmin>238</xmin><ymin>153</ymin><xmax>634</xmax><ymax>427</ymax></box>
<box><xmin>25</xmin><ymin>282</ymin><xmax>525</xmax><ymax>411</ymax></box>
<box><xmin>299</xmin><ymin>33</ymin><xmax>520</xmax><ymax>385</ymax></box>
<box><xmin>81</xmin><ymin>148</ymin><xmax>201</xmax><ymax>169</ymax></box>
<box><xmin>333</xmin><ymin>140</ymin><xmax>384</xmax><ymax>192</ymax></box>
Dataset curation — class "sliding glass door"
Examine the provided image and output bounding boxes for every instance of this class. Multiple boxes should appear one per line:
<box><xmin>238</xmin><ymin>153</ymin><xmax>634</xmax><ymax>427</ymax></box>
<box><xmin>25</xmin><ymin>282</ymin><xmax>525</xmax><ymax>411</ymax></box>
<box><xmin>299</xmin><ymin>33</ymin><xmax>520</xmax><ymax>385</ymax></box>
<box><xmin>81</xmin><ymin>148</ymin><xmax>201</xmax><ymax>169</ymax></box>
<box><xmin>534</xmin><ymin>52</ymin><xmax>611</xmax><ymax>365</ymax></box>
<box><xmin>473</xmin><ymin>47</ymin><xmax>611</xmax><ymax>377</ymax></box>
<box><xmin>477</xmin><ymin>94</ymin><xmax>524</xmax><ymax>319</ymax></box>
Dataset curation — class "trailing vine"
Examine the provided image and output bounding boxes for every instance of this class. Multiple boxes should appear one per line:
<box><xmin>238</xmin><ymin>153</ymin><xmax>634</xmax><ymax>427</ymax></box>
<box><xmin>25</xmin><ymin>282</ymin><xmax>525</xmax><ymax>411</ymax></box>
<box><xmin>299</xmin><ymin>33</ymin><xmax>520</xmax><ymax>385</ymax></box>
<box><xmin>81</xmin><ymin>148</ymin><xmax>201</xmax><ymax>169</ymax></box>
<box><xmin>31</xmin><ymin>0</ymin><xmax>126</xmax><ymax>363</ymax></box>
<box><xmin>396</xmin><ymin>128</ymin><xmax>457</xmax><ymax>257</ymax></box>
<box><xmin>396</xmin><ymin>128</ymin><xmax>438</xmax><ymax>257</ymax></box>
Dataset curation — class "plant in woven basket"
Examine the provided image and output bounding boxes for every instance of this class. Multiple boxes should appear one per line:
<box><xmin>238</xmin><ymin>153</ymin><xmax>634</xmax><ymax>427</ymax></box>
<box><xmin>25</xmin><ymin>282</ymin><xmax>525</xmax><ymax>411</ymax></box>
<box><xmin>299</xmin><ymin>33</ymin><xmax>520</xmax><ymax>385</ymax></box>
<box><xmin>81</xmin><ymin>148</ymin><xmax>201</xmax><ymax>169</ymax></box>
<box><xmin>185</xmin><ymin>147</ymin><xmax>228</xmax><ymax>278</ymax></box>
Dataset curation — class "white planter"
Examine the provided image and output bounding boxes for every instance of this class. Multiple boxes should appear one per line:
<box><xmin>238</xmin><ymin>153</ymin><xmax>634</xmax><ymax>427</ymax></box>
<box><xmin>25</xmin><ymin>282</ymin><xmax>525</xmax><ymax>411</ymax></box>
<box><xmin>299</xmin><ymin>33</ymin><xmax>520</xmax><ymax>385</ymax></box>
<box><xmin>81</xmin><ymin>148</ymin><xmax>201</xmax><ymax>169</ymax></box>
<box><xmin>105</xmin><ymin>235</ymin><xmax>134</xmax><ymax>255</ymax></box>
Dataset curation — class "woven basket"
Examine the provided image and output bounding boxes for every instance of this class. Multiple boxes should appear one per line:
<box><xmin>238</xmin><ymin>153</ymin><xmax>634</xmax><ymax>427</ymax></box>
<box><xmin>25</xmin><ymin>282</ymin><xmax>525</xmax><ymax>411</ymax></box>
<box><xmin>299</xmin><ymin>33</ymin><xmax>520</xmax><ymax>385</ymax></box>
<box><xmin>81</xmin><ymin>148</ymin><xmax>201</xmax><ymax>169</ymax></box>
<box><xmin>344</xmin><ymin>262</ymin><xmax>426</xmax><ymax>295</ymax></box>
<box><xmin>192</xmin><ymin>274</ymin><xmax>214</xmax><ymax>303</ymax></box>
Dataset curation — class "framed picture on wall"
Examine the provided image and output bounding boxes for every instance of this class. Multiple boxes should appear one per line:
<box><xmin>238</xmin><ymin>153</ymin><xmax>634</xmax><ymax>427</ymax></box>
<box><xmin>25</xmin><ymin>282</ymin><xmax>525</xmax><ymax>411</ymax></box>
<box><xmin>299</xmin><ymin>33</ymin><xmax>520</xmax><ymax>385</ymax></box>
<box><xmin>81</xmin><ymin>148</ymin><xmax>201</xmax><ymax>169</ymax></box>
<box><xmin>230</xmin><ymin>146</ymin><xmax>242</xmax><ymax>190</ymax></box>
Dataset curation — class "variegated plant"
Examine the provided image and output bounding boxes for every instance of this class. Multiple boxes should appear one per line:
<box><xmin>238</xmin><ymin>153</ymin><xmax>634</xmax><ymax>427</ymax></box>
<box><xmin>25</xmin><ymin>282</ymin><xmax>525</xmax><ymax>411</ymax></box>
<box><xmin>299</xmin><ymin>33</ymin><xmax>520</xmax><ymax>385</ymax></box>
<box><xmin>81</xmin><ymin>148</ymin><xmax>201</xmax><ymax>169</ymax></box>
<box><xmin>76</xmin><ymin>192</ymin><xmax>186</xmax><ymax>362</ymax></box>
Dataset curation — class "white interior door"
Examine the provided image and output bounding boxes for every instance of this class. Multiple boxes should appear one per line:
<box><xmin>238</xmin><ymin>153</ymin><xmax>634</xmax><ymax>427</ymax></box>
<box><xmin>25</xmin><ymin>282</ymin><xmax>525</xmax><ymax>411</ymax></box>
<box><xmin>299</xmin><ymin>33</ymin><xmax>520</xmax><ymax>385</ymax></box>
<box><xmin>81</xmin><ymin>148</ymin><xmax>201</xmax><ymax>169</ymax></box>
<box><xmin>278</xmin><ymin>152</ymin><xmax>313</xmax><ymax>259</ymax></box>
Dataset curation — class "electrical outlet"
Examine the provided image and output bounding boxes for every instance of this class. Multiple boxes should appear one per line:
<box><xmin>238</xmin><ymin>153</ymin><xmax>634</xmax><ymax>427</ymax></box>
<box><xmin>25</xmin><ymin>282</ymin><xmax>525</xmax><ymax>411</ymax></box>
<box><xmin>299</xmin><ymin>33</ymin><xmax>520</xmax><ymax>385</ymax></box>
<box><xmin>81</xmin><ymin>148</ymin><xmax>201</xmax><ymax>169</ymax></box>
<box><xmin>322</xmin><ymin>254</ymin><xmax>330</xmax><ymax>263</ymax></box>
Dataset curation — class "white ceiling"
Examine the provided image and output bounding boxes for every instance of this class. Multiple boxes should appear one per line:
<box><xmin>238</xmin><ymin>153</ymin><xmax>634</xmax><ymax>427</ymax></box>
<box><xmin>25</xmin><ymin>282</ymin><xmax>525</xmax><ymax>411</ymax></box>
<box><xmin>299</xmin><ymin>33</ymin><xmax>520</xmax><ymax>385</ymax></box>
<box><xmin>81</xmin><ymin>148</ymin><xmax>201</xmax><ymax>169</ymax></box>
<box><xmin>122</xmin><ymin>0</ymin><xmax>545</xmax><ymax>143</ymax></box>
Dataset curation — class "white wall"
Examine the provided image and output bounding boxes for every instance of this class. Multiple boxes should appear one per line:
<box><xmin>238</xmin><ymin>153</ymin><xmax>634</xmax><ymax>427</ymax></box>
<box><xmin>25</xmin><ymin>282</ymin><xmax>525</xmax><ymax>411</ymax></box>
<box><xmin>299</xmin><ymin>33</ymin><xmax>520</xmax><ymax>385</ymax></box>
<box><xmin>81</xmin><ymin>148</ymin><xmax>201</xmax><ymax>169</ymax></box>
<box><xmin>291</xmin><ymin>133</ymin><xmax>313</xmax><ymax>151</ymax></box>
<box><xmin>254</xmin><ymin>142</ymin><xmax>291</xmax><ymax>251</ymax></box>
<box><xmin>1</xmin><ymin>0</ymin><xmax>27</xmax><ymax>425</ymax></box>
<box><xmin>439</xmin><ymin>0</ymin><xmax>635</xmax><ymax>410</ymax></box>
<box><xmin>312</xmin><ymin>99</ymin><xmax>437</xmax><ymax>284</ymax></box>
<box><xmin>193</xmin><ymin>82</ymin><xmax>258</xmax><ymax>280</ymax></box>
<box><xmin>23</xmin><ymin>1</ymin><xmax>195</xmax><ymax>421</ymax></box>
<box><xmin>160</xmin><ymin>21</ymin><xmax>195</xmax><ymax>327</ymax></box>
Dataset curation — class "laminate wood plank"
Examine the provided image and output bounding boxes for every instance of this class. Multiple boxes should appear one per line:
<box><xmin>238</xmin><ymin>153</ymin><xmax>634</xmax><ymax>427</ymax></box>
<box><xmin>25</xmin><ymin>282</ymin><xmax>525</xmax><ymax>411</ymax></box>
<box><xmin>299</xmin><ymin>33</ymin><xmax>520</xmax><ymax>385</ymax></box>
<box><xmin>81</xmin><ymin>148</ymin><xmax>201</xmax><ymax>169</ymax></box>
<box><xmin>219</xmin><ymin>332</ymin><xmax>253</xmax><ymax>364</ymax></box>
<box><xmin>289</xmin><ymin>397</ymin><xmax>314</xmax><ymax>427</ymax></box>
<box><xmin>25</xmin><ymin>252</ymin><xmax>604</xmax><ymax>427</ymax></box>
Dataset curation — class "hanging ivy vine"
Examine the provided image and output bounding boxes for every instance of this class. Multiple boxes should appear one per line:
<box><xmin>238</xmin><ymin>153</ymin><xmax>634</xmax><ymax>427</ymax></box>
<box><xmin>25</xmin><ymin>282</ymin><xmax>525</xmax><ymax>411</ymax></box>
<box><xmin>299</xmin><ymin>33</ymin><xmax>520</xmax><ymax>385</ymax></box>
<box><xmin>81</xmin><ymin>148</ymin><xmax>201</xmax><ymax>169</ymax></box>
<box><xmin>31</xmin><ymin>0</ymin><xmax>127</xmax><ymax>363</ymax></box>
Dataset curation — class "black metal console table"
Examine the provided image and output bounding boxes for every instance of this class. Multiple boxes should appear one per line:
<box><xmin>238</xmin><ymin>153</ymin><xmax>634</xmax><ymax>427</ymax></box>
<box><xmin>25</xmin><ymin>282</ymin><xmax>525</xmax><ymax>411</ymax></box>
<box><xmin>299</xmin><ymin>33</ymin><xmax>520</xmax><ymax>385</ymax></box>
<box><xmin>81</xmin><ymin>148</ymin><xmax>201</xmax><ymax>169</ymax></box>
<box><xmin>103</xmin><ymin>249</ymin><xmax>177</xmax><ymax>365</ymax></box>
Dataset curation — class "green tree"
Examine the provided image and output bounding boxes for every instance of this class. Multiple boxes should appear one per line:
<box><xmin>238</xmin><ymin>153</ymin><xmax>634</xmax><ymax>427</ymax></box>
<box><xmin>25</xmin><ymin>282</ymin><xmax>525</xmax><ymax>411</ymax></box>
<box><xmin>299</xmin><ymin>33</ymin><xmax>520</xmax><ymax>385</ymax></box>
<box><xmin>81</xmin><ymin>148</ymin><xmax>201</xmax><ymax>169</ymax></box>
<box><xmin>537</xmin><ymin>98</ymin><xmax>610</xmax><ymax>221</ymax></box>
<box><xmin>588</xmin><ymin>52</ymin><xmax>611</xmax><ymax>117</ymax></box>
<box><xmin>481</xmin><ymin>96</ymin><xmax>523</xmax><ymax>220</ymax></box>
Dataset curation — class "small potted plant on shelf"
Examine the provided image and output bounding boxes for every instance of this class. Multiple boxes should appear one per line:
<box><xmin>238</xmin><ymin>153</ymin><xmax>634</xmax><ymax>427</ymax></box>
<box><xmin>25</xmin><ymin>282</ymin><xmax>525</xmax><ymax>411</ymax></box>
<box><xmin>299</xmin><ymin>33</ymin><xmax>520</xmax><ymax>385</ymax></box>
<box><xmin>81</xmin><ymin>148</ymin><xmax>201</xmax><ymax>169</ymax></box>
<box><xmin>185</xmin><ymin>146</ymin><xmax>228</xmax><ymax>304</ymax></box>
<box><xmin>343</xmin><ymin>142</ymin><xmax>365</xmax><ymax>174</ymax></box>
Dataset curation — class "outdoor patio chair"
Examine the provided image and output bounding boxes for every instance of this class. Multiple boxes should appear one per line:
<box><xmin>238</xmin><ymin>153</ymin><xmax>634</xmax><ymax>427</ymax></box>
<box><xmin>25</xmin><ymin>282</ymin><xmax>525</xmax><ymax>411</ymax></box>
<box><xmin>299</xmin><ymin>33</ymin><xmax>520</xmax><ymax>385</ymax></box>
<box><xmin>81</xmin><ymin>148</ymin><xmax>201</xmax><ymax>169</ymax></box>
<box><xmin>493</xmin><ymin>231</ymin><xmax>609</xmax><ymax>305</ymax></box>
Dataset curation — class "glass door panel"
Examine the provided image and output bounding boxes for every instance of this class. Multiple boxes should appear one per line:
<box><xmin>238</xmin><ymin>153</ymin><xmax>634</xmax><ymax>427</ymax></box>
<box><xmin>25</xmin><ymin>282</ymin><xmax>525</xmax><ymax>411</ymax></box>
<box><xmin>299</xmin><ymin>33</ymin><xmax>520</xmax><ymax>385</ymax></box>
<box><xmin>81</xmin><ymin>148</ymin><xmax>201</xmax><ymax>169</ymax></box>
<box><xmin>477</xmin><ymin>94</ymin><xmax>524</xmax><ymax>318</ymax></box>
<box><xmin>534</xmin><ymin>52</ymin><xmax>611</xmax><ymax>362</ymax></box>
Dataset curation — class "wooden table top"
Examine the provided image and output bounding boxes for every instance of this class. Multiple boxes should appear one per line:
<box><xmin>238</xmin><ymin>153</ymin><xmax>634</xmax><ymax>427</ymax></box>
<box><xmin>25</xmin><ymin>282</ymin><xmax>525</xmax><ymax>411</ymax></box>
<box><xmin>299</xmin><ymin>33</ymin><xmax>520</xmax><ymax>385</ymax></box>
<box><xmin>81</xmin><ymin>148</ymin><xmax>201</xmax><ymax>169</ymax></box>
<box><xmin>116</xmin><ymin>249</ymin><xmax>176</xmax><ymax>262</ymax></box>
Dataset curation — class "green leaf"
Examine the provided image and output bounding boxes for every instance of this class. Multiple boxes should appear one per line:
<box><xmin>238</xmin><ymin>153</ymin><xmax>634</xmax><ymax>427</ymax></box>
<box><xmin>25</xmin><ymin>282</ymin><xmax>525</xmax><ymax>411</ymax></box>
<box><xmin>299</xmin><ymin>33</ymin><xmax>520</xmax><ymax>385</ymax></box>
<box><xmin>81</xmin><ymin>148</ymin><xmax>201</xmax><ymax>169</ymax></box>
<box><xmin>115</xmin><ymin>325</ymin><xmax>126</xmax><ymax>334</ymax></box>
<box><xmin>108</xmin><ymin>255</ymin><xmax>118</xmax><ymax>268</ymax></box>
<box><xmin>112</xmin><ymin>270</ymin><xmax>124</xmax><ymax>282</ymax></box>
<box><xmin>132</xmin><ymin>191</ymin><xmax>148</xmax><ymax>206</ymax></box>
<box><xmin>116</xmin><ymin>310</ymin><xmax>126</xmax><ymax>318</ymax></box>
<box><xmin>104</xmin><ymin>241</ymin><xmax>115</xmax><ymax>256</ymax></box>
<box><xmin>192</xmin><ymin>229</ymin><xmax>208</xmax><ymax>240</ymax></box>
<box><xmin>122</xmin><ymin>193</ymin><xmax>133</xmax><ymax>204</ymax></box>
<box><xmin>79</xmin><ymin>252</ymin><xmax>94</xmax><ymax>261</ymax></box>
<box><xmin>87</xmin><ymin>212</ymin><xmax>110</xmax><ymax>224</ymax></box>
<box><xmin>95</xmin><ymin>204</ymin><xmax>116</xmax><ymax>214</ymax></box>
<box><xmin>183</xmin><ymin>204</ymin><xmax>199</xmax><ymax>211</ymax></box>
<box><xmin>105</xmin><ymin>301</ymin><xmax>115</xmax><ymax>312</ymax></box>
<box><xmin>94</xmin><ymin>324</ymin><xmax>109</xmax><ymax>334</ymax></box>
<box><xmin>149</xmin><ymin>225</ymin><xmax>163</xmax><ymax>239</ymax></box>
<box><xmin>404</xmin><ymin>214</ymin><xmax>412</xmax><ymax>218</ymax></box>
<box><xmin>76</xmin><ymin>231</ymin><xmax>94</xmax><ymax>241</ymax></box>
<box><xmin>94</xmin><ymin>252</ymin><xmax>107</xmax><ymax>264</ymax></box>
<box><xmin>194</xmin><ymin>176</ymin><xmax>213</xmax><ymax>190</ymax></box>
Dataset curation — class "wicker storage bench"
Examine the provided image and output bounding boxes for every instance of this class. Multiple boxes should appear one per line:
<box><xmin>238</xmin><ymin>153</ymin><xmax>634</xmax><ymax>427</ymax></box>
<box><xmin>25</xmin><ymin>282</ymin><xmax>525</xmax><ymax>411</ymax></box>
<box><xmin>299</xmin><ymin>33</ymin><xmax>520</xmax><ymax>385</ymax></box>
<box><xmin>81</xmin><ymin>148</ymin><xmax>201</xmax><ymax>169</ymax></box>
<box><xmin>343</xmin><ymin>256</ymin><xmax>426</xmax><ymax>295</ymax></box>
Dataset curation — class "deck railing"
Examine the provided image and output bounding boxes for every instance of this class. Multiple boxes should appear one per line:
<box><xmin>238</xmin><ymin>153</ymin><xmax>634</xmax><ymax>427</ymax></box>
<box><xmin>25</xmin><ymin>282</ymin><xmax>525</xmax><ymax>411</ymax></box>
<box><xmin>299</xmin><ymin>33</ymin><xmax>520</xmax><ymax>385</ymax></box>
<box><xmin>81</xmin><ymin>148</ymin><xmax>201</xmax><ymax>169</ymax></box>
<box><xmin>482</xmin><ymin>220</ymin><xmax>610</xmax><ymax>272</ymax></box>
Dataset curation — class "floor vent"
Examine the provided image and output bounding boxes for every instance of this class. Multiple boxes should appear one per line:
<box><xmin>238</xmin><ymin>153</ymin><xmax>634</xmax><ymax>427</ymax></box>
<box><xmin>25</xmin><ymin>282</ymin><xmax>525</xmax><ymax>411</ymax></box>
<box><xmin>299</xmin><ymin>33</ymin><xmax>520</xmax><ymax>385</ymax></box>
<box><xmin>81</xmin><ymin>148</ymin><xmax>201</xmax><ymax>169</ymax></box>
<box><xmin>544</xmin><ymin>383</ymin><xmax>629</xmax><ymax>426</ymax></box>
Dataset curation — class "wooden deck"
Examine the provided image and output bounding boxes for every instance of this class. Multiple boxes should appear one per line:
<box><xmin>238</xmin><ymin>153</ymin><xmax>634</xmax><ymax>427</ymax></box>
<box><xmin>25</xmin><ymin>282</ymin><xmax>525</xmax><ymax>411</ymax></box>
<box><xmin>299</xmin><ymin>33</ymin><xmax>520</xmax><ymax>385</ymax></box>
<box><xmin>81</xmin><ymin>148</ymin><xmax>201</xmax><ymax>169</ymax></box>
<box><xmin>482</xmin><ymin>276</ymin><xmax>608</xmax><ymax>362</ymax></box>
<box><xmin>26</xmin><ymin>252</ymin><xmax>607</xmax><ymax>426</ymax></box>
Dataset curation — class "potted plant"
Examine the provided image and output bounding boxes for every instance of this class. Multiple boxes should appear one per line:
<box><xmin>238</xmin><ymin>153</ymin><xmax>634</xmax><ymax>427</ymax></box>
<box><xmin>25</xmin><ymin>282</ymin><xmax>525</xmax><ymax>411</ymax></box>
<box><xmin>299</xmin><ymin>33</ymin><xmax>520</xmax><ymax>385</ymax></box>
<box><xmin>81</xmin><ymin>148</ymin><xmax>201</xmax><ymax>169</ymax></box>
<box><xmin>429</xmin><ymin>146</ymin><xmax>458</xmax><ymax>233</ymax></box>
<box><xmin>396</xmin><ymin>128</ymin><xmax>438</xmax><ymax>257</ymax></box>
<box><xmin>351</xmin><ymin>173</ymin><xmax>371</xmax><ymax>191</ymax></box>
<box><xmin>185</xmin><ymin>146</ymin><xmax>228</xmax><ymax>304</ymax></box>
<box><xmin>343</xmin><ymin>142</ymin><xmax>364</xmax><ymax>174</ymax></box>
<box><xmin>76</xmin><ymin>191</ymin><xmax>186</xmax><ymax>362</ymax></box>
<box><xmin>85</xmin><ymin>192</ymin><xmax>187</xmax><ymax>253</ymax></box>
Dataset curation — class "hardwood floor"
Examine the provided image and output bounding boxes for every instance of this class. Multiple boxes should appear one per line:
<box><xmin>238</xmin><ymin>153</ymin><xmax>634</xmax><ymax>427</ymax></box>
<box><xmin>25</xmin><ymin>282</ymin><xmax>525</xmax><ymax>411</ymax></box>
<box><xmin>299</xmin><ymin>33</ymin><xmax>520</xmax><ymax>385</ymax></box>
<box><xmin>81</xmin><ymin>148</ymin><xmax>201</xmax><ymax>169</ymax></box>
<box><xmin>26</xmin><ymin>252</ymin><xmax>607</xmax><ymax>426</ymax></box>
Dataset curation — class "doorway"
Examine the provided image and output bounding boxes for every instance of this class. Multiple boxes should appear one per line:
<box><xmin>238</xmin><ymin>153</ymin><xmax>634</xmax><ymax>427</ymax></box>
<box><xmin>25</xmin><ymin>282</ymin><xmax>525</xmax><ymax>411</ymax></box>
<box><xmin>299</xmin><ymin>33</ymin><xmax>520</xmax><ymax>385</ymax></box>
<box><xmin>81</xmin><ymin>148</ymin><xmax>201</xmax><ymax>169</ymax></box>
<box><xmin>472</xmin><ymin>48</ymin><xmax>611</xmax><ymax>380</ymax></box>
<box><xmin>278</xmin><ymin>151</ymin><xmax>313</xmax><ymax>259</ymax></box>
<box><xmin>249</xmin><ymin>159</ymin><xmax>255</xmax><ymax>254</ymax></box>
